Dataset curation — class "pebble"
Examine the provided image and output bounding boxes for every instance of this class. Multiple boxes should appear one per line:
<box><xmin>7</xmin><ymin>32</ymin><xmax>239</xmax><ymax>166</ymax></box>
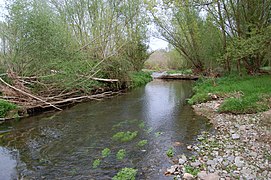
<box><xmin>206</xmin><ymin>160</ymin><xmax>215</xmax><ymax>166</ymax></box>
<box><xmin>197</xmin><ymin>171</ymin><xmax>208</xmax><ymax>179</ymax></box>
<box><xmin>167</xmin><ymin>100</ymin><xmax>271</xmax><ymax>179</ymax></box>
<box><xmin>232</xmin><ymin>134</ymin><xmax>240</xmax><ymax>140</ymax></box>
<box><xmin>234</xmin><ymin>156</ymin><xmax>244</xmax><ymax>168</ymax></box>
<box><xmin>190</xmin><ymin>161</ymin><xmax>201</xmax><ymax>167</ymax></box>
<box><xmin>183</xmin><ymin>173</ymin><xmax>194</xmax><ymax>180</ymax></box>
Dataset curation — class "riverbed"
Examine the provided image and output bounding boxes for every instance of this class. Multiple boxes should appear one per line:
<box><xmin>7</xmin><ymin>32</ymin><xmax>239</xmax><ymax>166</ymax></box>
<box><xmin>0</xmin><ymin>80</ymin><xmax>211</xmax><ymax>179</ymax></box>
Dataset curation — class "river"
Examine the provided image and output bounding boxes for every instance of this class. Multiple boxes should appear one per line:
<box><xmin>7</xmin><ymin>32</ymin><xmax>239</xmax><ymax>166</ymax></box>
<box><xmin>0</xmin><ymin>80</ymin><xmax>211</xmax><ymax>179</ymax></box>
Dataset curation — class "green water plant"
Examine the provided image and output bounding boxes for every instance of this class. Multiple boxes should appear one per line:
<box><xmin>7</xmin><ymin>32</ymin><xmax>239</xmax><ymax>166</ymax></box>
<box><xmin>112</xmin><ymin>168</ymin><xmax>137</xmax><ymax>180</ymax></box>
<box><xmin>137</xmin><ymin>140</ymin><xmax>148</xmax><ymax>147</ymax></box>
<box><xmin>112</xmin><ymin>131</ymin><xmax>138</xmax><ymax>142</ymax></box>
<box><xmin>101</xmin><ymin>148</ymin><xmax>111</xmax><ymax>158</ymax></box>
<box><xmin>166</xmin><ymin>147</ymin><xmax>174</xmax><ymax>157</ymax></box>
<box><xmin>138</xmin><ymin>122</ymin><xmax>145</xmax><ymax>129</ymax></box>
<box><xmin>92</xmin><ymin>159</ymin><xmax>101</xmax><ymax>168</ymax></box>
<box><xmin>116</xmin><ymin>149</ymin><xmax>126</xmax><ymax>160</ymax></box>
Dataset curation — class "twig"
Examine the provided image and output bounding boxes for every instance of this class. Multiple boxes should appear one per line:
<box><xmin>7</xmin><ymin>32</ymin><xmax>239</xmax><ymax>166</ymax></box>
<box><xmin>0</xmin><ymin>77</ymin><xmax>62</xmax><ymax>111</ymax></box>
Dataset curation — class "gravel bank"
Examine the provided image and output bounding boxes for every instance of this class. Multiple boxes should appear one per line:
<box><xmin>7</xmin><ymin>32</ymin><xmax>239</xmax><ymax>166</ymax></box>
<box><xmin>166</xmin><ymin>100</ymin><xmax>271</xmax><ymax>180</ymax></box>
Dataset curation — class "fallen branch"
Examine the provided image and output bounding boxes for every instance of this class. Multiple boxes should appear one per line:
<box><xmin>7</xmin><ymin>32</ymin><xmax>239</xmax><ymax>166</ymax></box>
<box><xmin>89</xmin><ymin>77</ymin><xmax>119</xmax><ymax>82</ymax></box>
<box><xmin>0</xmin><ymin>77</ymin><xmax>62</xmax><ymax>111</ymax></box>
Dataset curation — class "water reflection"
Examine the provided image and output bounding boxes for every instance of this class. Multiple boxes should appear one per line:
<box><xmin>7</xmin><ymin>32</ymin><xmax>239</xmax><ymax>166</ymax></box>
<box><xmin>0</xmin><ymin>147</ymin><xmax>17</xmax><ymax>179</ymax></box>
<box><xmin>0</xmin><ymin>80</ymin><xmax>211</xmax><ymax>179</ymax></box>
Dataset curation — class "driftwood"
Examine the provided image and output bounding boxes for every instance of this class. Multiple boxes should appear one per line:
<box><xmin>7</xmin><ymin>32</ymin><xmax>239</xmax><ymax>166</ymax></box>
<box><xmin>0</xmin><ymin>77</ymin><xmax>62</xmax><ymax>111</ymax></box>
<box><xmin>155</xmin><ymin>74</ymin><xmax>199</xmax><ymax>80</ymax></box>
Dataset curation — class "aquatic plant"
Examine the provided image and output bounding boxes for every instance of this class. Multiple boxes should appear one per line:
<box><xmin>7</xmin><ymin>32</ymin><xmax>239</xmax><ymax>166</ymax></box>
<box><xmin>112</xmin><ymin>131</ymin><xmax>138</xmax><ymax>142</ymax></box>
<box><xmin>137</xmin><ymin>140</ymin><xmax>148</xmax><ymax>147</ymax></box>
<box><xmin>112</xmin><ymin>168</ymin><xmax>137</xmax><ymax>180</ymax></box>
<box><xmin>101</xmin><ymin>148</ymin><xmax>111</xmax><ymax>158</ymax></box>
<box><xmin>116</xmin><ymin>149</ymin><xmax>126</xmax><ymax>160</ymax></box>
<box><xmin>138</xmin><ymin>122</ymin><xmax>145</xmax><ymax>129</ymax></box>
<box><xmin>166</xmin><ymin>147</ymin><xmax>174</xmax><ymax>157</ymax></box>
<box><xmin>92</xmin><ymin>159</ymin><xmax>101</xmax><ymax>168</ymax></box>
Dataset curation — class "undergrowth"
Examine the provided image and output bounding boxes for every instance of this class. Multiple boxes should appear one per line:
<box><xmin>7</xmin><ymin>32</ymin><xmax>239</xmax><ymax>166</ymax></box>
<box><xmin>0</xmin><ymin>100</ymin><xmax>17</xmax><ymax>118</ymax></box>
<box><xmin>129</xmin><ymin>71</ymin><xmax>152</xmax><ymax>88</ymax></box>
<box><xmin>189</xmin><ymin>75</ymin><xmax>271</xmax><ymax>114</ymax></box>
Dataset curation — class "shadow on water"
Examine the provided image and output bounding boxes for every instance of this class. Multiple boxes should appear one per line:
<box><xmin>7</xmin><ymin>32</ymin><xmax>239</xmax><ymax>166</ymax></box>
<box><xmin>0</xmin><ymin>80</ymin><xmax>212</xmax><ymax>179</ymax></box>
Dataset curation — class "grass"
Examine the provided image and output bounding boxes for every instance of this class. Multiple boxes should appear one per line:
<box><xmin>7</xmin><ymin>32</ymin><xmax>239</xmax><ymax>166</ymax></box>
<box><xmin>189</xmin><ymin>75</ymin><xmax>271</xmax><ymax>114</ymax></box>
<box><xmin>0</xmin><ymin>100</ymin><xmax>17</xmax><ymax>118</ymax></box>
<box><xmin>112</xmin><ymin>131</ymin><xmax>138</xmax><ymax>142</ymax></box>
<box><xmin>112</xmin><ymin>168</ymin><xmax>137</xmax><ymax>180</ymax></box>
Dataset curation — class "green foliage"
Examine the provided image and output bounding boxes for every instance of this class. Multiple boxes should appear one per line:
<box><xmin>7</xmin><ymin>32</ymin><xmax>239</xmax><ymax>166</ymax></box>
<box><xmin>92</xmin><ymin>159</ymin><xmax>101</xmax><ymax>168</ymax></box>
<box><xmin>184</xmin><ymin>165</ymin><xmax>200</xmax><ymax>176</ymax></box>
<box><xmin>0</xmin><ymin>100</ymin><xmax>17</xmax><ymax>118</ymax></box>
<box><xmin>116</xmin><ymin>149</ymin><xmax>126</xmax><ymax>160</ymax></box>
<box><xmin>129</xmin><ymin>71</ymin><xmax>152</xmax><ymax>88</ymax></box>
<box><xmin>112</xmin><ymin>131</ymin><xmax>138</xmax><ymax>142</ymax></box>
<box><xmin>112</xmin><ymin>168</ymin><xmax>137</xmax><ymax>180</ymax></box>
<box><xmin>101</xmin><ymin>148</ymin><xmax>111</xmax><ymax>158</ymax></box>
<box><xmin>137</xmin><ymin>140</ymin><xmax>148</xmax><ymax>147</ymax></box>
<box><xmin>138</xmin><ymin>122</ymin><xmax>145</xmax><ymax>129</ymax></box>
<box><xmin>189</xmin><ymin>75</ymin><xmax>271</xmax><ymax>114</ymax></box>
<box><xmin>166</xmin><ymin>147</ymin><xmax>174</xmax><ymax>157</ymax></box>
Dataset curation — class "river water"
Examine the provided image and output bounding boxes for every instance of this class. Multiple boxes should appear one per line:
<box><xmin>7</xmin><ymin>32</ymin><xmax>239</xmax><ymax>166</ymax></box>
<box><xmin>0</xmin><ymin>80</ymin><xmax>211</xmax><ymax>180</ymax></box>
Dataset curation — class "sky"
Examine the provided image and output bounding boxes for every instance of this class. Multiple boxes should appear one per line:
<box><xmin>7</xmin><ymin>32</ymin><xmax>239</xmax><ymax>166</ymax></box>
<box><xmin>0</xmin><ymin>0</ymin><xmax>168</xmax><ymax>50</ymax></box>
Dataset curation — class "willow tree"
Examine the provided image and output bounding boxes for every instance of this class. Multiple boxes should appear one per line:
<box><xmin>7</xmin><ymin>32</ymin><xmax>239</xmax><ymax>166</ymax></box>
<box><xmin>49</xmin><ymin>0</ymin><xmax>149</xmax><ymax>72</ymax></box>
<box><xmin>203</xmin><ymin>0</ymin><xmax>271</xmax><ymax>74</ymax></box>
<box><xmin>149</xmin><ymin>0</ymin><xmax>223</xmax><ymax>73</ymax></box>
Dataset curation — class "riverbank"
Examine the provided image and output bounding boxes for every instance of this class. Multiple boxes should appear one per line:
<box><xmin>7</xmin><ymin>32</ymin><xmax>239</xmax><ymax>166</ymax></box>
<box><xmin>166</xmin><ymin>100</ymin><xmax>271</xmax><ymax>179</ymax></box>
<box><xmin>0</xmin><ymin>71</ymin><xmax>152</xmax><ymax>121</ymax></box>
<box><xmin>166</xmin><ymin>75</ymin><xmax>271</xmax><ymax>179</ymax></box>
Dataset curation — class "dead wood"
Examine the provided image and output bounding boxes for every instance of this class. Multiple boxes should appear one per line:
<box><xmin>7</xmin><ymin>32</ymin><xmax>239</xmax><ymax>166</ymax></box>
<box><xmin>0</xmin><ymin>77</ymin><xmax>62</xmax><ymax>111</ymax></box>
